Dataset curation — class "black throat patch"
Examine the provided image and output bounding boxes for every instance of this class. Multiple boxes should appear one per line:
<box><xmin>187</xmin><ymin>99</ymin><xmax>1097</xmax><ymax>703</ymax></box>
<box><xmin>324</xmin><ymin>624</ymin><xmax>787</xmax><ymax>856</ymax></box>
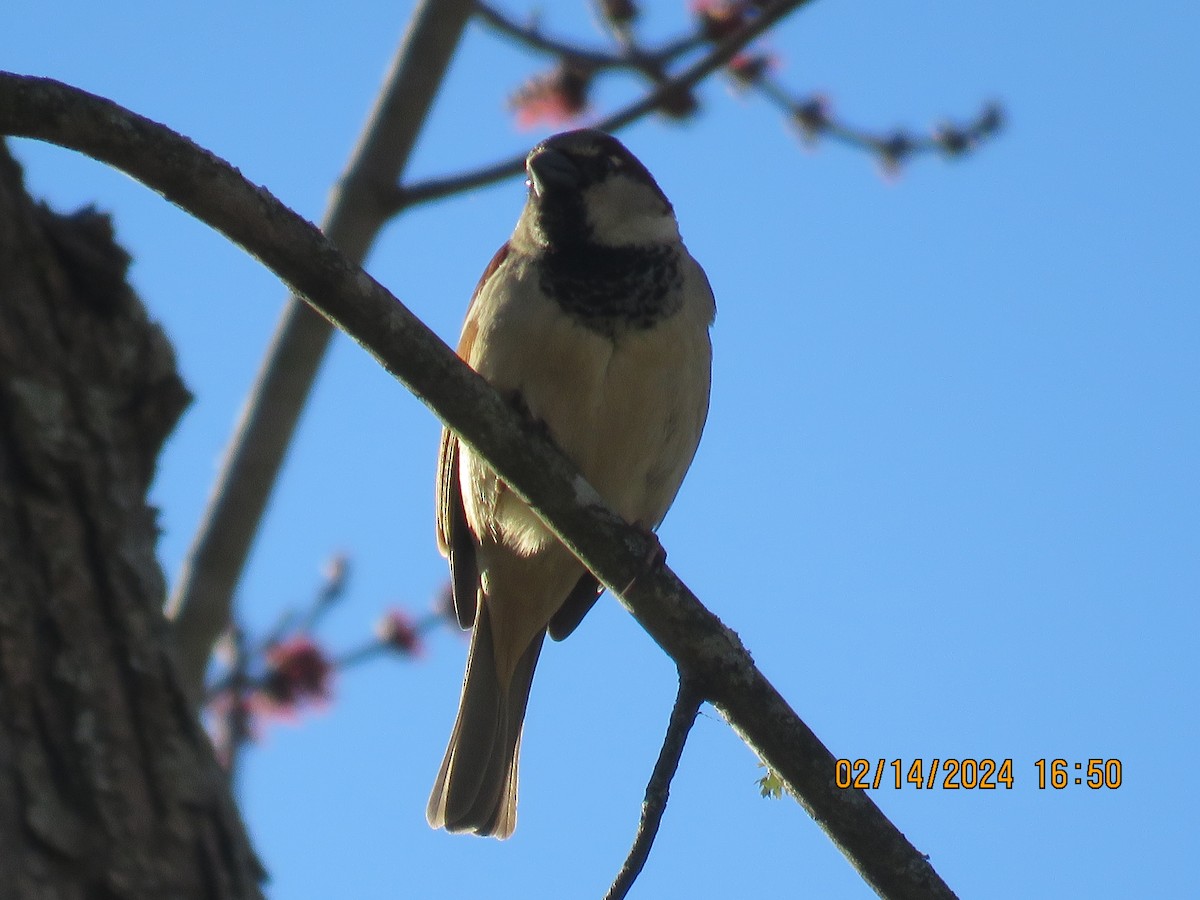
<box><xmin>539</xmin><ymin>243</ymin><xmax>683</xmax><ymax>338</ymax></box>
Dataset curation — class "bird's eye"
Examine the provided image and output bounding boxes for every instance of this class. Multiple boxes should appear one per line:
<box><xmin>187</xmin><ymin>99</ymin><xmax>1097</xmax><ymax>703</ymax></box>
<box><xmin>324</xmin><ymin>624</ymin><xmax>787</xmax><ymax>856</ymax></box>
<box><xmin>605</xmin><ymin>154</ymin><xmax>623</xmax><ymax>172</ymax></box>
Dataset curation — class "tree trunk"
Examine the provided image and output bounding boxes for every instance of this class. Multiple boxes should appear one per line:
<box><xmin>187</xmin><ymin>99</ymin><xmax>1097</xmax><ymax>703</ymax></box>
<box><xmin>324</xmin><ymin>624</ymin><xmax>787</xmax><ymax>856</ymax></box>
<box><xmin>0</xmin><ymin>141</ymin><xmax>263</xmax><ymax>899</ymax></box>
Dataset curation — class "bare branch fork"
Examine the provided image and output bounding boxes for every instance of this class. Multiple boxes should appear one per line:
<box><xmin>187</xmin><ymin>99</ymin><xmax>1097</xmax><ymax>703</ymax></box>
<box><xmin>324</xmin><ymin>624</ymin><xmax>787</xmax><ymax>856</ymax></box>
<box><xmin>394</xmin><ymin>0</ymin><xmax>817</xmax><ymax>211</ymax></box>
<box><xmin>399</xmin><ymin>0</ymin><xmax>1003</xmax><ymax>212</ymax></box>
<box><xmin>0</xmin><ymin>73</ymin><xmax>957</xmax><ymax>899</ymax></box>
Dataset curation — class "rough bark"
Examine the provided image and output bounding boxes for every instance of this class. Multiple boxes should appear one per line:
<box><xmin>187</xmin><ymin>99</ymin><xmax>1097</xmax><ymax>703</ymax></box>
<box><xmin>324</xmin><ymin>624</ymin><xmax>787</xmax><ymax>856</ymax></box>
<box><xmin>0</xmin><ymin>141</ymin><xmax>263</xmax><ymax>899</ymax></box>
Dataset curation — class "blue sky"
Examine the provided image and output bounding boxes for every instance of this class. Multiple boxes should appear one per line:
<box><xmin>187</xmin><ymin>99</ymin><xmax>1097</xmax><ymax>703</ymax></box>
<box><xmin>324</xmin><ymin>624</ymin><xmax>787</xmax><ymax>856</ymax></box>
<box><xmin>5</xmin><ymin>2</ymin><xmax>1198</xmax><ymax>897</ymax></box>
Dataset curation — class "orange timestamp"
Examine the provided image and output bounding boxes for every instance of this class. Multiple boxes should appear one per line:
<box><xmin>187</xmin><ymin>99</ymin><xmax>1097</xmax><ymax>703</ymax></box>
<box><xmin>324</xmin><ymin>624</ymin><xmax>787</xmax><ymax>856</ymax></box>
<box><xmin>836</xmin><ymin>758</ymin><xmax>1014</xmax><ymax>790</ymax></box>
<box><xmin>835</xmin><ymin>758</ymin><xmax>1124</xmax><ymax>790</ymax></box>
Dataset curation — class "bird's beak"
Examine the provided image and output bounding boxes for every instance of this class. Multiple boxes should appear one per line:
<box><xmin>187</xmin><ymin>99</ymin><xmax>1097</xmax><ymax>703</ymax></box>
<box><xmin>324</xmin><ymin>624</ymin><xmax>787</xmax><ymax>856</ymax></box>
<box><xmin>526</xmin><ymin>146</ymin><xmax>579</xmax><ymax>198</ymax></box>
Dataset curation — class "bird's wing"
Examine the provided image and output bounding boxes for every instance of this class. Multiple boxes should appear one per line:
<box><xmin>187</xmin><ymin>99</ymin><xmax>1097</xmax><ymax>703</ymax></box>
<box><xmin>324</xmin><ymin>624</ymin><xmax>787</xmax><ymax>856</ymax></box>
<box><xmin>436</xmin><ymin>242</ymin><xmax>513</xmax><ymax>630</ymax></box>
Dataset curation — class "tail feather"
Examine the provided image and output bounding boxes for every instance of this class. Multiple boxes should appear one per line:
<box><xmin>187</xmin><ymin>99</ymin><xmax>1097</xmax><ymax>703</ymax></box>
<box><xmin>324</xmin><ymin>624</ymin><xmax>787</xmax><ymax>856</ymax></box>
<box><xmin>427</xmin><ymin>605</ymin><xmax>545</xmax><ymax>839</ymax></box>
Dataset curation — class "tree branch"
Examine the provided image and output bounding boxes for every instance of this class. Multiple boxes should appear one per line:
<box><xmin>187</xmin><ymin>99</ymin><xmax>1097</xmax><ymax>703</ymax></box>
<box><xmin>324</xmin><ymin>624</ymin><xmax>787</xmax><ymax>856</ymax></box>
<box><xmin>0</xmin><ymin>72</ymin><xmax>956</xmax><ymax>898</ymax></box>
<box><xmin>475</xmin><ymin>2</ymin><xmax>707</xmax><ymax>73</ymax></box>
<box><xmin>738</xmin><ymin>66</ymin><xmax>1004</xmax><ymax>173</ymax></box>
<box><xmin>475</xmin><ymin>3</ymin><xmax>633</xmax><ymax>68</ymax></box>
<box><xmin>393</xmin><ymin>0</ymin><xmax>815</xmax><ymax>211</ymax></box>
<box><xmin>606</xmin><ymin>677</ymin><xmax>703</xmax><ymax>900</ymax></box>
<box><xmin>165</xmin><ymin>0</ymin><xmax>477</xmax><ymax>701</ymax></box>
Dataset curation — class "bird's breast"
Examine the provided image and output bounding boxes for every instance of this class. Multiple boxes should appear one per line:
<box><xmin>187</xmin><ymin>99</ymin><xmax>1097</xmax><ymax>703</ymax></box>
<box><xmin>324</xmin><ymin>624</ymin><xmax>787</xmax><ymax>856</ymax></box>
<box><xmin>463</xmin><ymin>251</ymin><xmax>712</xmax><ymax>555</ymax></box>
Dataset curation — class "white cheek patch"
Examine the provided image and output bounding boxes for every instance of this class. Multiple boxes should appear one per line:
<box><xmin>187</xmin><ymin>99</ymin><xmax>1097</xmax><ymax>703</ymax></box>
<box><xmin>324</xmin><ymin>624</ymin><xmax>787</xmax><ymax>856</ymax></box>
<box><xmin>583</xmin><ymin>177</ymin><xmax>679</xmax><ymax>247</ymax></box>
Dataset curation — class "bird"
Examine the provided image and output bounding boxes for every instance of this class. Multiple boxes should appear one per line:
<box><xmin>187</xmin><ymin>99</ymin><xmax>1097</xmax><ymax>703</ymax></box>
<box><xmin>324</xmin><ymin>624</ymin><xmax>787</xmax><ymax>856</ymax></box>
<box><xmin>427</xmin><ymin>128</ymin><xmax>715</xmax><ymax>839</ymax></box>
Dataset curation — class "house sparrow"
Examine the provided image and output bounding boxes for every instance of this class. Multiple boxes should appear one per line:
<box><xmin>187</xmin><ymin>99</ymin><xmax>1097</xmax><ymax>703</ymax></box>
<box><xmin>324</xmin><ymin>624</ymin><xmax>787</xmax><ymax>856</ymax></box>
<box><xmin>427</xmin><ymin>129</ymin><xmax>715</xmax><ymax>839</ymax></box>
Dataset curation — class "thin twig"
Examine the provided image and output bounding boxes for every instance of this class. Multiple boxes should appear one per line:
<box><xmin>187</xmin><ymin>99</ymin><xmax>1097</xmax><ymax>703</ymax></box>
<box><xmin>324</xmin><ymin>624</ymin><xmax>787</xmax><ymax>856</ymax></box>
<box><xmin>393</xmin><ymin>0</ymin><xmax>814</xmax><ymax>211</ymax></box>
<box><xmin>476</xmin><ymin>2</ymin><xmax>706</xmax><ymax>74</ymax></box>
<box><xmin>333</xmin><ymin>610</ymin><xmax>441</xmax><ymax>669</ymax></box>
<box><xmin>476</xmin><ymin>4</ymin><xmax>629</xmax><ymax>68</ymax></box>
<box><xmin>296</xmin><ymin>554</ymin><xmax>350</xmax><ymax>634</ymax></box>
<box><xmin>746</xmin><ymin>69</ymin><xmax>1004</xmax><ymax>170</ymax></box>
<box><xmin>606</xmin><ymin>677</ymin><xmax>704</xmax><ymax>900</ymax></box>
<box><xmin>249</xmin><ymin>555</ymin><xmax>348</xmax><ymax>658</ymax></box>
<box><xmin>204</xmin><ymin>601</ymin><xmax>436</xmax><ymax>703</ymax></box>
<box><xmin>0</xmin><ymin>72</ymin><xmax>958</xmax><ymax>898</ymax></box>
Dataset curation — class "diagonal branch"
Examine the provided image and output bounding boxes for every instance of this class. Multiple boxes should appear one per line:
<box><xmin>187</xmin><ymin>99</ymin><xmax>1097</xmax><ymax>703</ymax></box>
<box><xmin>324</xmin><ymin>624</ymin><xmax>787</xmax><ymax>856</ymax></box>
<box><xmin>606</xmin><ymin>677</ymin><xmax>704</xmax><ymax>900</ymax></box>
<box><xmin>165</xmin><ymin>0</ymin><xmax>476</xmax><ymax>700</ymax></box>
<box><xmin>393</xmin><ymin>0</ymin><xmax>815</xmax><ymax>211</ymax></box>
<box><xmin>0</xmin><ymin>72</ymin><xmax>957</xmax><ymax>898</ymax></box>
